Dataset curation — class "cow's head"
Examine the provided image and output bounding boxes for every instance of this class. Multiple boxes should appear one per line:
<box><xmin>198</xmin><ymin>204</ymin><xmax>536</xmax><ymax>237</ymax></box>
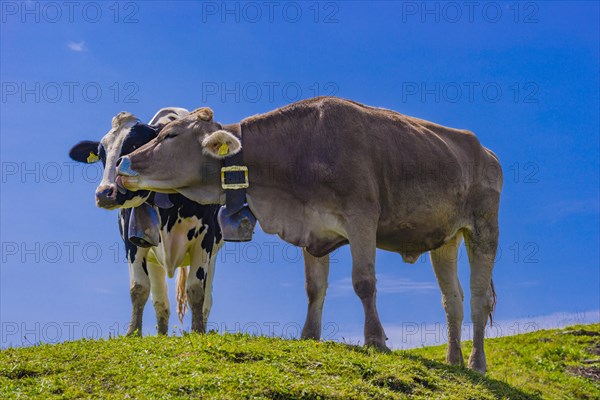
<box><xmin>69</xmin><ymin>107</ymin><xmax>189</xmax><ymax>209</ymax></box>
<box><xmin>117</xmin><ymin>107</ymin><xmax>241</xmax><ymax>204</ymax></box>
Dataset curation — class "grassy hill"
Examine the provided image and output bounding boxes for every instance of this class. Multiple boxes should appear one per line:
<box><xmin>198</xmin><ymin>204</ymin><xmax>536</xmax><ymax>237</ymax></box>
<box><xmin>1</xmin><ymin>323</ymin><xmax>598</xmax><ymax>399</ymax></box>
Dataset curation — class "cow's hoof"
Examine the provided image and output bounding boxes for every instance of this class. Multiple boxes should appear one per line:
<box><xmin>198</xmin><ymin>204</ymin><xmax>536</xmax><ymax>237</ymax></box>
<box><xmin>447</xmin><ymin>346</ymin><xmax>464</xmax><ymax>366</ymax></box>
<box><xmin>126</xmin><ymin>328</ymin><xmax>142</xmax><ymax>337</ymax></box>
<box><xmin>301</xmin><ymin>333</ymin><xmax>321</xmax><ymax>341</ymax></box>
<box><xmin>365</xmin><ymin>339</ymin><xmax>390</xmax><ymax>352</ymax></box>
<box><xmin>191</xmin><ymin>319</ymin><xmax>206</xmax><ymax>334</ymax></box>
<box><xmin>467</xmin><ymin>351</ymin><xmax>486</xmax><ymax>374</ymax></box>
<box><xmin>156</xmin><ymin>320</ymin><xmax>169</xmax><ymax>335</ymax></box>
<box><xmin>300</xmin><ymin>325</ymin><xmax>321</xmax><ymax>341</ymax></box>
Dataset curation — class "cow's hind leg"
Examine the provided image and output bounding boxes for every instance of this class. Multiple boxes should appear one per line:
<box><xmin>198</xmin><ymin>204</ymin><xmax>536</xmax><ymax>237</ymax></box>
<box><xmin>464</xmin><ymin>217</ymin><xmax>499</xmax><ymax>374</ymax></box>
<box><xmin>126</xmin><ymin>248</ymin><xmax>150</xmax><ymax>336</ymax></box>
<box><xmin>430</xmin><ymin>232</ymin><xmax>464</xmax><ymax>366</ymax></box>
<box><xmin>301</xmin><ymin>249</ymin><xmax>330</xmax><ymax>340</ymax></box>
<box><xmin>348</xmin><ymin>221</ymin><xmax>388</xmax><ymax>350</ymax></box>
<box><xmin>147</xmin><ymin>262</ymin><xmax>170</xmax><ymax>335</ymax></box>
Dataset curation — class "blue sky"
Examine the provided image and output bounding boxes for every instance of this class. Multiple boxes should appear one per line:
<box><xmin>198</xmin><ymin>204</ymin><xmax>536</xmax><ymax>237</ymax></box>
<box><xmin>1</xmin><ymin>1</ymin><xmax>598</xmax><ymax>348</ymax></box>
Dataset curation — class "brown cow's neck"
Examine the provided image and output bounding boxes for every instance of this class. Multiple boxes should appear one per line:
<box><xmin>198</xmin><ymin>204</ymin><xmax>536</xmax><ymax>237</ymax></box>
<box><xmin>237</xmin><ymin>117</ymin><xmax>293</xmax><ymax>226</ymax></box>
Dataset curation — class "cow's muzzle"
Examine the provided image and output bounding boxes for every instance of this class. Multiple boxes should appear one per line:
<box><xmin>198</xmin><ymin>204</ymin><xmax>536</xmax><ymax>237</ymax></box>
<box><xmin>96</xmin><ymin>184</ymin><xmax>118</xmax><ymax>208</ymax></box>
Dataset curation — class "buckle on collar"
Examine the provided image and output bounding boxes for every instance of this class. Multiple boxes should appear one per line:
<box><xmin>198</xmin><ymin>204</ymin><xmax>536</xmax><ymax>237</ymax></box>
<box><xmin>221</xmin><ymin>166</ymin><xmax>249</xmax><ymax>190</ymax></box>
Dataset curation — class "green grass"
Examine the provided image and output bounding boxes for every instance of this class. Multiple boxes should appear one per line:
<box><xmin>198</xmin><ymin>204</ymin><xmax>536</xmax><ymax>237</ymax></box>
<box><xmin>1</xmin><ymin>324</ymin><xmax>598</xmax><ymax>399</ymax></box>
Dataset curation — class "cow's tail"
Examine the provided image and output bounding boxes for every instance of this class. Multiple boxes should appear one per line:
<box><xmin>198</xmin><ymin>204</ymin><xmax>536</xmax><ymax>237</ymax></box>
<box><xmin>176</xmin><ymin>267</ymin><xmax>188</xmax><ymax>323</ymax></box>
<box><xmin>488</xmin><ymin>279</ymin><xmax>497</xmax><ymax>326</ymax></box>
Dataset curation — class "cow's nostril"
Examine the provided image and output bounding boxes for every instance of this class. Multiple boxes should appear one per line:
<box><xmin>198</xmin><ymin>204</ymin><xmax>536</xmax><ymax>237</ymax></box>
<box><xmin>97</xmin><ymin>185</ymin><xmax>116</xmax><ymax>200</ymax></box>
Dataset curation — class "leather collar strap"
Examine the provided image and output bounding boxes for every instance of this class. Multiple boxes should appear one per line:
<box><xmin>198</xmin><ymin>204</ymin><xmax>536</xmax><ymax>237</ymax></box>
<box><xmin>222</xmin><ymin>151</ymin><xmax>248</xmax><ymax>216</ymax></box>
<box><xmin>221</xmin><ymin>125</ymin><xmax>248</xmax><ymax>216</ymax></box>
<box><xmin>217</xmin><ymin>125</ymin><xmax>257</xmax><ymax>242</ymax></box>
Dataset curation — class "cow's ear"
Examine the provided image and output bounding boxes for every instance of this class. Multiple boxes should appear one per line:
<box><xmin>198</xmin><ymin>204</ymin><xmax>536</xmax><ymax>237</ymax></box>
<box><xmin>201</xmin><ymin>130</ymin><xmax>241</xmax><ymax>159</ymax></box>
<box><xmin>69</xmin><ymin>140</ymin><xmax>101</xmax><ymax>163</ymax></box>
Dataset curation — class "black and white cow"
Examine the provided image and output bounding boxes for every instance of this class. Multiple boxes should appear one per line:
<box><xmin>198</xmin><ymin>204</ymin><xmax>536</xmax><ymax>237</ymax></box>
<box><xmin>69</xmin><ymin>108</ymin><xmax>223</xmax><ymax>335</ymax></box>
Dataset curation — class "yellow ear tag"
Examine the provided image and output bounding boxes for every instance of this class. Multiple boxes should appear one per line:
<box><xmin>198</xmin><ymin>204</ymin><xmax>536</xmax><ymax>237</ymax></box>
<box><xmin>87</xmin><ymin>152</ymin><xmax>100</xmax><ymax>163</ymax></box>
<box><xmin>218</xmin><ymin>143</ymin><xmax>229</xmax><ymax>156</ymax></box>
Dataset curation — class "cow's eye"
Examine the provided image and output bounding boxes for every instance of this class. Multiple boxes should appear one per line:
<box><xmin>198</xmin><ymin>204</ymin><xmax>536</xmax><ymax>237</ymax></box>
<box><xmin>157</xmin><ymin>132</ymin><xmax>176</xmax><ymax>143</ymax></box>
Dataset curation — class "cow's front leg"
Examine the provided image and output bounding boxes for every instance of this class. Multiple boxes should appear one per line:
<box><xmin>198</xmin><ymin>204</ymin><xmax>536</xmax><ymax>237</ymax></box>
<box><xmin>147</xmin><ymin>261</ymin><xmax>170</xmax><ymax>335</ymax></box>
<box><xmin>189</xmin><ymin>243</ymin><xmax>215</xmax><ymax>333</ymax></box>
<box><xmin>348</xmin><ymin>222</ymin><xmax>388</xmax><ymax>350</ymax></box>
<box><xmin>126</xmin><ymin>248</ymin><xmax>150</xmax><ymax>336</ymax></box>
<box><xmin>301</xmin><ymin>250</ymin><xmax>330</xmax><ymax>340</ymax></box>
<box><xmin>430</xmin><ymin>233</ymin><xmax>464</xmax><ymax>366</ymax></box>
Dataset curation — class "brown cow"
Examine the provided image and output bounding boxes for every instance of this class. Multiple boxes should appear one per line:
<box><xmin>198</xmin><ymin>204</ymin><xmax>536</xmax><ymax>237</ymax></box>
<box><xmin>117</xmin><ymin>97</ymin><xmax>502</xmax><ymax>373</ymax></box>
